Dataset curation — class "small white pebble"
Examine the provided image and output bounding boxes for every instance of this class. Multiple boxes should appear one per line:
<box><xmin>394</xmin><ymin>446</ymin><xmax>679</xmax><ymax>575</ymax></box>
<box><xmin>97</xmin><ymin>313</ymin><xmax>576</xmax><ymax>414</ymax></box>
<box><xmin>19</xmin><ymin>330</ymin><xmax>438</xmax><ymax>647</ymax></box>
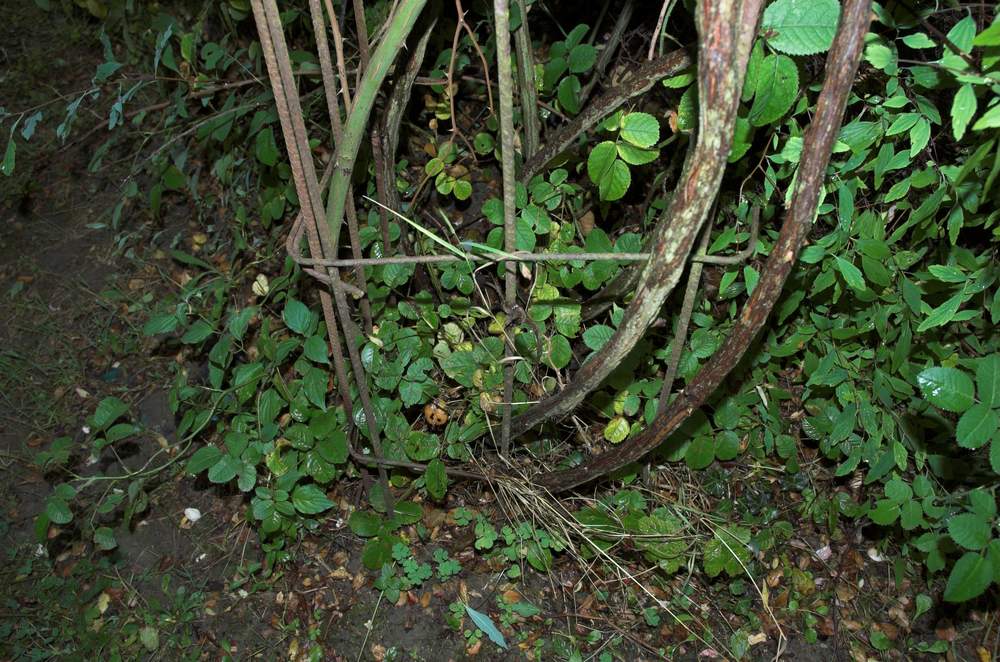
<box><xmin>867</xmin><ymin>547</ymin><xmax>886</xmax><ymax>562</ymax></box>
<box><xmin>184</xmin><ymin>508</ymin><xmax>202</xmax><ymax>523</ymax></box>
<box><xmin>82</xmin><ymin>426</ymin><xmax>91</xmax><ymax>434</ymax></box>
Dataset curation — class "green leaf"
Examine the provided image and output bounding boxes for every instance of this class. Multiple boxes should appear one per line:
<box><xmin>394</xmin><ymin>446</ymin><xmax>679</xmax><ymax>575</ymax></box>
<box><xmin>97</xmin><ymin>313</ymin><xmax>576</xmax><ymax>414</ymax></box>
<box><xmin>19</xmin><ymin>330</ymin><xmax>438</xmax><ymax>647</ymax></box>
<box><xmin>92</xmin><ymin>397</ymin><xmax>129</xmax><ymax>430</ymax></box>
<box><xmin>747</xmin><ymin>54</ymin><xmax>799</xmax><ymax>127</ymax></box>
<box><xmin>951</xmin><ymin>84</ymin><xmax>977</xmax><ymax>141</ymax></box>
<box><xmin>597</xmin><ymin>159</ymin><xmax>630</xmax><ymax>201</ymax></box>
<box><xmin>761</xmin><ymin>0</ymin><xmax>840</xmax><ymax>55</ymax></box>
<box><xmin>255</xmin><ymin>127</ymin><xmax>279</xmax><ymax>166</ymax></box>
<box><xmin>617</xmin><ymin>142</ymin><xmax>659</xmax><ymax>165</ymax></box>
<box><xmin>139</xmin><ymin>625</ymin><xmax>160</xmax><ymax>652</ymax></box>
<box><xmin>944</xmin><ymin>552</ymin><xmax>993</xmax><ymax>602</ymax></box>
<box><xmin>464</xmin><ymin>605</ymin><xmax>508</xmax><ymax>650</ymax></box>
<box><xmin>143</xmin><ymin>313</ymin><xmax>179</xmax><ymax>336</ymax></box>
<box><xmin>582</xmin><ymin>324</ymin><xmax>614</xmax><ymax>351</ymax></box>
<box><xmin>685</xmin><ymin>436</ymin><xmax>715</xmax><ymax>470</ymax></box>
<box><xmin>620</xmin><ymin>112</ymin><xmax>660</xmax><ymax>149</ymax></box>
<box><xmin>186</xmin><ymin>445</ymin><xmax>223</xmax><ymax>474</ymax></box>
<box><xmin>957</xmin><ymin>405</ymin><xmax>999</xmax><ymax>450</ymax></box>
<box><xmin>303</xmin><ymin>335</ymin><xmax>330</xmax><ymax>364</ymax></box>
<box><xmin>283</xmin><ymin>299</ymin><xmax>314</xmax><ymax>335</ymax></box>
<box><xmin>548</xmin><ymin>334</ymin><xmax>572</xmax><ymax>370</ymax></box>
<box><xmin>604</xmin><ymin>417</ymin><xmax>630</xmax><ymax>444</ymax></box>
<box><xmin>567</xmin><ymin>44</ymin><xmax>596</xmax><ymax>73</ymax></box>
<box><xmin>45</xmin><ymin>498</ymin><xmax>73</xmax><ymax>525</ymax></box>
<box><xmin>1</xmin><ymin>136</ymin><xmax>15</xmax><ymax>177</ymax></box>
<box><xmin>291</xmin><ymin>483</ymin><xmax>334</xmax><ymax>515</ymax></box>
<box><xmin>917</xmin><ymin>367</ymin><xmax>975</xmax><ymax>413</ymax></box>
<box><xmin>948</xmin><ymin>513</ymin><xmax>992</xmax><ymax>551</ymax></box>
<box><xmin>424</xmin><ymin>459</ymin><xmax>448</xmax><ymax>500</ymax></box>
<box><xmin>833</xmin><ymin>256</ymin><xmax>866</xmax><ymax>291</ymax></box>
<box><xmin>557</xmin><ymin>75</ymin><xmax>582</xmax><ymax>114</ymax></box>
<box><xmin>207</xmin><ymin>454</ymin><xmax>240</xmax><ymax>483</ymax></box>
<box><xmin>972</xmin><ymin>103</ymin><xmax>1000</xmax><ymax>131</ymax></box>
<box><xmin>916</xmin><ymin>292</ymin><xmax>964</xmax><ymax>333</ymax></box>
<box><xmin>93</xmin><ymin>526</ymin><xmax>117</xmax><ymax>551</ymax></box>
<box><xmin>180</xmin><ymin>320</ymin><xmax>214</xmax><ymax>344</ymax></box>
<box><xmin>976</xmin><ymin>354</ymin><xmax>1000</xmax><ymax>408</ymax></box>
<box><xmin>587</xmin><ymin>141</ymin><xmax>617</xmax><ymax>185</ymax></box>
<box><xmin>349</xmin><ymin>510</ymin><xmax>382</xmax><ymax>537</ymax></box>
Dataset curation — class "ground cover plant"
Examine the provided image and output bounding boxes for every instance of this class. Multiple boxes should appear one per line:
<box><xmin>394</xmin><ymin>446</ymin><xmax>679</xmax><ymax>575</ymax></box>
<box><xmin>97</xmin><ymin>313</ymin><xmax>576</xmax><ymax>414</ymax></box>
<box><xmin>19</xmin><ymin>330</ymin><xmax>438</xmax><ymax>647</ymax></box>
<box><xmin>2</xmin><ymin>0</ymin><xmax>1000</xmax><ymax>658</ymax></box>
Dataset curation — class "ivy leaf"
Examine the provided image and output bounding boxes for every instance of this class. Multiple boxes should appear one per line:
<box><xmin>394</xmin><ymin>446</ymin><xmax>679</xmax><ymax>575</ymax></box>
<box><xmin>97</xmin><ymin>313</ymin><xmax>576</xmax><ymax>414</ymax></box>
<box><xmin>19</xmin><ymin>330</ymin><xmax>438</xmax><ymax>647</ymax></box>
<box><xmin>464</xmin><ymin>604</ymin><xmax>508</xmax><ymax>650</ymax></box>
<box><xmin>951</xmin><ymin>84</ymin><xmax>977</xmax><ymax>141</ymax></box>
<box><xmin>291</xmin><ymin>484</ymin><xmax>334</xmax><ymax>515</ymax></box>
<box><xmin>748</xmin><ymin>54</ymin><xmax>799</xmax><ymax>127</ymax></box>
<box><xmin>761</xmin><ymin>0</ymin><xmax>840</xmax><ymax>55</ymax></box>
<box><xmin>944</xmin><ymin>552</ymin><xmax>993</xmax><ymax>602</ymax></box>
<box><xmin>620</xmin><ymin>112</ymin><xmax>660</xmax><ymax>149</ymax></box>
<box><xmin>917</xmin><ymin>367</ymin><xmax>975</xmax><ymax>413</ymax></box>
<box><xmin>956</xmin><ymin>405</ymin><xmax>999</xmax><ymax>450</ymax></box>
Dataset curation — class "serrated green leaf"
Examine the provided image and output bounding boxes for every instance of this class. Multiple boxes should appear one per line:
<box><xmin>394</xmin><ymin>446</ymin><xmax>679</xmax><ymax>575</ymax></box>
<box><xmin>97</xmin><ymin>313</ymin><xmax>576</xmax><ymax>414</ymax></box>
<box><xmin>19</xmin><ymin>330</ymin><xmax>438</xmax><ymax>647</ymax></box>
<box><xmin>186</xmin><ymin>445</ymin><xmax>223</xmax><ymax>474</ymax></box>
<box><xmin>291</xmin><ymin>483</ymin><xmax>333</xmax><ymax>514</ymax></box>
<box><xmin>917</xmin><ymin>367</ymin><xmax>975</xmax><ymax>413</ymax></box>
<box><xmin>582</xmin><ymin>324</ymin><xmax>614</xmax><ymax>351</ymax></box>
<box><xmin>620</xmin><ymin>112</ymin><xmax>660</xmax><ymax>149</ymax></box>
<box><xmin>598</xmin><ymin>159</ymin><xmax>630</xmax><ymax>201</ymax></box>
<box><xmin>944</xmin><ymin>552</ymin><xmax>993</xmax><ymax>602</ymax></box>
<box><xmin>207</xmin><ymin>454</ymin><xmax>240</xmax><ymax>483</ymax></box>
<box><xmin>761</xmin><ymin>0</ymin><xmax>840</xmax><ymax>55</ymax></box>
<box><xmin>976</xmin><ymin>354</ymin><xmax>1000</xmax><ymax>408</ymax></box>
<box><xmin>548</xmin><ymin>334</ymin><xmax>572</xmax><ymax>370</ymax></box>
<box><xmin>957</xmin><ymin>405</ymin><xmax>999</xmax><ymax>450</ymax></box>
<box><xmin>604</xmin><ymin>416</ymin><xmax>630</xmax><ymax>443</ymax></box>
<box><xmin>916</xmin><ymin>292</ymin><xmax>964</xmax><ymax>332</ymax></box>
<box><xmin>952</xmin><ymin>84</ymin><xmax>977</xmax><ymax>141</ymax></box>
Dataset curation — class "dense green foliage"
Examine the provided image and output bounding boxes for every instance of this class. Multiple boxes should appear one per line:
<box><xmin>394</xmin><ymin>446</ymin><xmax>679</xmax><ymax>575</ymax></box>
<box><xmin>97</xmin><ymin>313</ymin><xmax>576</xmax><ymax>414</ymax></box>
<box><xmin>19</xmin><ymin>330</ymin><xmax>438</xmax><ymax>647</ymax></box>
<box><xmin>5</xmin><ymin>0</ymin><xmax>1000</xmax><ymax>656</ymax></box>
